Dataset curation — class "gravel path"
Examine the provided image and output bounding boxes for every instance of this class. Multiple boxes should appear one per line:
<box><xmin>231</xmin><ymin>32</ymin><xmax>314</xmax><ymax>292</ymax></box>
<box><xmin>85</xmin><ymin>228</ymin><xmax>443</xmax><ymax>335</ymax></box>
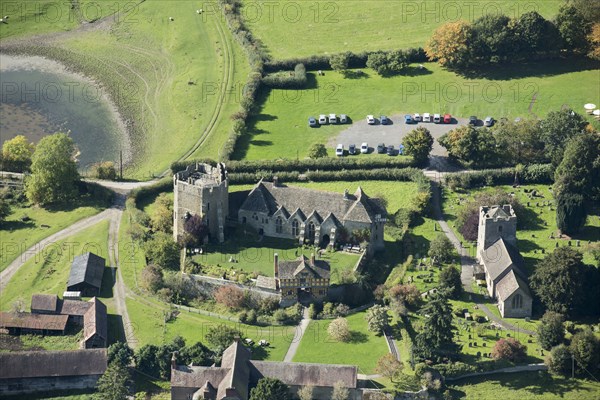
<box><xmin>283</xmin><ymin>307</ymin><xmax>310</xmax><ymax>362</ymax></box>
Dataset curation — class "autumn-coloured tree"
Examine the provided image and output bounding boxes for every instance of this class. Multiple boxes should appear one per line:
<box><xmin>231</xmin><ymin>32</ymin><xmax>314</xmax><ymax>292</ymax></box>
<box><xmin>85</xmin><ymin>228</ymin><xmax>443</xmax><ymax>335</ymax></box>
<box><xmin>491</xmin><ymin>338</ymin><xmax>527</xmax><ymax>363</ymax></box>
<box><xmin>375</xmin><ymin>353</ymin><xmax>404</xmax><ymax>382</ymax></box>
<box><xmin>588</xmin><ymin>23</ymin><xmax>600</xmax><ymax>60</ymax></box>
<box><xmin>389</xmin><ymin>284</ymin><xmax>421</xmax><ymax>308</ymax></box>
<box><xmin>425</xmin><ymin>21</ymin><xmax>472</xmax><ymax>68</ymax></box>
<box><xmin>213</xmin><ymin>285</ymin><xmax>245</xmax><ymax>310</ymax></box>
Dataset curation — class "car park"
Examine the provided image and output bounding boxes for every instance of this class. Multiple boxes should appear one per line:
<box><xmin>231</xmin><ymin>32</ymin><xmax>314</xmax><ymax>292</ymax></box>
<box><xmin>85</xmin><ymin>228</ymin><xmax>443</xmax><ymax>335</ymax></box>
<box><xmin>469</xmin><ymin>116</ymin><xmax>477</xmax><ymax>125</ymax></box>
<box><xmin>433</xmin><ymin>114</ymin><xmax>441</xmax><ymax>123</ymax></box>
<box><xmin>340</xmin><ymin>114</ymin><xmax>348</xmax><ymax>123</ymax></box>
<box><xmin>360</xmin><ymin>142</ymin><xmax>369</xmax><ymax>154</ymax></box>
<box><xmin>377</xmin><ymin>143</ymin><xmax>386</xmax><ymax>154</ymax></box>
<box><xmin>404</xmin><ymin>114</ymin><xmax>414</xmax><ymax>124</ymax></box>
<box><xmin>319</xmin><ymin>115</ymin><xmax>327</xmax><ymax>124</ymax></box>
<box><xmin>484</xmin><ymin>116</ymin><xmax>494</xmax><ymax>127</ymax></box>
<box><xmin>329</xmin><ymin>114</ymin><xmax>338</xmax><ymax>124</ymax></box>
<box><xmin>444</xmin><ymin>114</ymin><xmax>452</xmax><ymax>124</ymax></box>
<box><xmin>380</xmin><ymin>115</ymin><xmax>390</xmax><ymax>125</ymax></box>
<box><xmin>413</xmin><ymin>113</ymin><xmax>422</xmax><ymax>122</ymax></box>
<box><xmin>336</xmin><ymin>144</ymin><xmax>344</xmax><ymax>156</ymax></box>
<box><xmin>308</xmin><ymin>117</ymin><xmax>318</xmax><ymax>127</ymax></box>
<box><xmin>423</xmin><ymin>113</ymin><xmax>431</xmax><ymax>122</ymax></box>
<box><xmin>367</xmin><ymin>115</ymin><xmax>376</xmax><ymax>124</ymax></box>
<box><xmin>387</xmin><ymin>145</ymin><xmax>395</xmax><ymax>156</ymax></box>
<box><xmin>348</xmin><ymin>144</ymin><xmax>357</xmax><ymax>155</ymax></box>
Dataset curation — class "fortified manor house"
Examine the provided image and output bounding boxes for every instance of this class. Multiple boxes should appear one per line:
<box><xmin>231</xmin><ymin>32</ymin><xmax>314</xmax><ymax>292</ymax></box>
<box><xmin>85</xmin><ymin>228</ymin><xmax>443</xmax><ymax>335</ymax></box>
<box><xmin>173</xmin><ymin>163</ymin><xmax>387</xmax><ymax>251</ymax></box>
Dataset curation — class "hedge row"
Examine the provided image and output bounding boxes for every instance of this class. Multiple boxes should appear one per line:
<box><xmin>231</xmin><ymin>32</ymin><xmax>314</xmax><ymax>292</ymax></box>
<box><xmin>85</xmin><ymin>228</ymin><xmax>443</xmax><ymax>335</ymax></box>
<box><xmin>171</xmin><ymin>157</ymin><xmax>415</xmax><ymax>175</ymax></box>
<box><xmin>264</xmin><ymin>47</ymin><xmax>427</xmax><ymax>72</ymax></box>
<box><xmin>262</xmin><ymin>63</ymin><xmax>307</xmax><ymax>89</ymax></box>
<box><xmin>444</xmin><ymin>164</ymin><xmax>554</xmax><ymax>189</ymax></box>
<box><xmin>130</xmin><ymin>177</ymin><xmax>173</xmax><ymax>204</ymax></box>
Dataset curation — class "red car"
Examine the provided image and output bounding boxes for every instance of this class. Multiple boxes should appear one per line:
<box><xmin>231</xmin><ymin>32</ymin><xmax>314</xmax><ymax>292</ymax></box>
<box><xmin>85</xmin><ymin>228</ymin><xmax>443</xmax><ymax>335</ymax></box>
<box><xmin>443</xmin><ymin>114</ymin><xmax>452</xmax><ymax>123</ymax></box>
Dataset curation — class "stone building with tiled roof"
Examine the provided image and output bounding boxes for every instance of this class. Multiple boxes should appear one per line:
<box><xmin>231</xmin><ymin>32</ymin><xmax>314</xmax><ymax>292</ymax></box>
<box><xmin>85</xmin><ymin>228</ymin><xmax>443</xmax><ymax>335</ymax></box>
<box><xmin>67</xmin><ymin>252</ymin><xmax>105</xmax><ymax>296</ymax></box>
<box><xmin>476</xmin><ymin>205</ymin><xmax>532</xmax><ymax>318</ymax></box>
<box><xmin>171</xmin><ymin>340</ymin><xmax>361</xmax><ymax>400</ymax></box>
<box><xmin>238</xmin><ymin>179</ymin><xmax>386</xmax><ymax>251</ymax></box>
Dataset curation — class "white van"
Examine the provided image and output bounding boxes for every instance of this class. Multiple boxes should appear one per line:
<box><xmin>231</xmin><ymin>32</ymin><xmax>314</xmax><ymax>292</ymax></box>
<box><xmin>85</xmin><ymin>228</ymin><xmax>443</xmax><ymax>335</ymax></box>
<box><xmin>423</xmin><ymin>113</ymin><xmax>431</xmax><ymax>122</ymax></box>
<box><xmin>433</xmin><ymin>113</ymin><xmax>441</xmax><ymax>123</ymax></box>
<box><xmin>319</xmin><ymin>115</ymin><xmax>327</xmax><ymax>124</ymax></box>
<box><xmin>329</xmin><ymin>114</ymin><xmax>338</xmax><ymax>124</ymax></box>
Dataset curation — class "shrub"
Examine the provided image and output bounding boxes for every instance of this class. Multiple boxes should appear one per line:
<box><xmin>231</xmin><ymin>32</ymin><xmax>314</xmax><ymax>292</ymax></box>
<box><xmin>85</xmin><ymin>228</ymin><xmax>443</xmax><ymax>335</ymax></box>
<box><xmin>328</xmin><ymin>317</ymin><xmax>351</xmax><ymax>342</ymax></box>
<box><xmin>141</xmin><ymin>264</ymin><xmax>164</xmax><ymax>293</ymax></box>
<box><xmin>537</xmin><ymin>311</ymin><xmax>565</xmax><ymax>351</ymax></box>
<box><xmin>546</xmin><ymin>344</ymin><xmax>571</xmax><ymax>376</ymax></box>
<box><xmin>491</xmin><ymin>338</ymin><xmax>527</xmax><ymax>362</ymax></box>
<box><xmin>262</xmin><ymin>63</ymin><xmax>307</xmax><ymax>89</ymax></box>
<box><xmin>214</xmin><ymin>285</ymin><xmax>245</xmax><ymax>310</ymax></box>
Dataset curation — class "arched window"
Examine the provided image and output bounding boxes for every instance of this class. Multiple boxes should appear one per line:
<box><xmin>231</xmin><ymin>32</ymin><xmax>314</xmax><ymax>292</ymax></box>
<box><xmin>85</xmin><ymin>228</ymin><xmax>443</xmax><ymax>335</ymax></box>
<box><xmin>512</xmin><ymin>294</ymin><xmax>522</xmax><ymax>309</ymax></box>
<box><xmin>307</xmin><ymin>222</ymin><xmax>316</xmax><ymax>241</ymax></box>
<box><xmin>498</xmin><ymin>225</ymin><xmax>503</xmax><ymax>233</ymax></box>
<box><xmin>275</xmin><ymin>217</ymin><xmax>283</xmax><ymax>233</ymax></box>
<box><xmin>292</xmin><ymin>220</ymin><xmax>299</xmax><ymax>236</ymax></box>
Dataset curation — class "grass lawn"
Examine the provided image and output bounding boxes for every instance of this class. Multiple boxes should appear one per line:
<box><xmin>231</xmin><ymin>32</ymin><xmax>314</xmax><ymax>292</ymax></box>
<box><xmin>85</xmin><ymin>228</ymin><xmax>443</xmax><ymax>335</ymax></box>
<box><xmin>1</xmin><ymin>196</ymin><xmax>107</xmax><ymax>272</ymax></box>
<box><xmin>292</xmin><ymin>311</ymin><xmax>390</xmax><ymax>374</ymax></box>
<box><xmin>240</xmin><ymin>0</ymin><xmax>563</xmax><ymax>59</ymax></box>
<box><xmin>0</xmin><ymin>219</ymin><xmax>110</xmax><ymax>311</ymax></box>
<box><xmin>448</xmin><ymin>370</ymin><xmax>600</xmax><ymax>399</ymax></box>
<box><xmin>235</xmin><ymin>61</ymin><xmax>600</xmax><ymax>160</ymax></box>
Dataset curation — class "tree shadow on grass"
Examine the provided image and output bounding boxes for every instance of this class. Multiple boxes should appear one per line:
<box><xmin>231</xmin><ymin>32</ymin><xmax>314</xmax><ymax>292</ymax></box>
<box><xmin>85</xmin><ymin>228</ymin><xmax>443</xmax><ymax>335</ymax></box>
<box><xmin>402</xmin><ymin>66</ymin><xmax>434</xmax><ymax>77</ymax></box>
<box><xmin>341</xmin><ymin>70</ymin><xmax>369</xmax><ymax>79</ymax></box>
<box><xmin>348</xmin><ymin>330</ymin><xmax>369</xmax><ymax>343</ymax></box>
<box><xmin>0</xmin><ymin>219</ymin><xmax>35</xmax><ymax>231</ymax></box>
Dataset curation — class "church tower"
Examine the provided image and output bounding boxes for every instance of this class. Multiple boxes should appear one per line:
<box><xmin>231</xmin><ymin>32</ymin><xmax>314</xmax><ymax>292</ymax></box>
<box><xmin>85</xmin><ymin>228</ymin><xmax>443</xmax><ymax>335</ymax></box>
<box><xmin>476</xmin><ymin>205</ymin><xmax>517</xmax><ymax>263</ymax></box>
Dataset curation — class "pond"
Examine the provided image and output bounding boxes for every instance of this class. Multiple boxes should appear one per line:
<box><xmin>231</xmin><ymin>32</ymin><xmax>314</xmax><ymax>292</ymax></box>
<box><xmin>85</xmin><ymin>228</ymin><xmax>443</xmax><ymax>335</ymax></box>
<box><xmin>0</xmin><ymin>54</ymin><xmax>130</xmax><ymax>171</ymax></box>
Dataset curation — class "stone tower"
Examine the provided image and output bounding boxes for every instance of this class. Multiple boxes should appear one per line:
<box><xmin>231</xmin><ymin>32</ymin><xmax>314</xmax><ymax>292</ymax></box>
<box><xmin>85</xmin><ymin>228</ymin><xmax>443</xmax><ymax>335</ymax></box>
<box><xmin>173</xmin><ymin>163</ymin><xmax>229</xmax><ymax>243</ymax></box>
<box><xmin>476</xmin><ymin>205</ymin><xmax>517</xmax><ymax>263</ymax></box>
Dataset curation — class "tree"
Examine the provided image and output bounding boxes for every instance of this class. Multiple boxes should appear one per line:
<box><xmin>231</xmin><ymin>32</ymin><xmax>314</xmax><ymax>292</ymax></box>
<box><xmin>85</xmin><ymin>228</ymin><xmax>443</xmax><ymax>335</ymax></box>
<box><xmin>25</xmin><ymin>133</ymin><xmax>79</xmax><ymax>205</ymax></box>
<box><xmin>428</xmin><ymin>234</ymin><xmax>455</xmax><ymax>264</ymax></box>
<box><xmin>425</xmin><ymin>20</ymin><xmax>472</xmax><ymax>68</ymax></box>
<box><xmin>178</xmin><ymin>341</ymin><xmax>213</xmax><ymax>366</ymax></box>
<box><xmin>537</xmin><ymin>311</ymin><xmax>565</xmax><ymax>351</ymax></box>
<box><xmin>328</xmin><ymin>317</ymin><xmax>351</xmax><ymax>342</ymax></box>
<box><xmin>511</xmin><ymin>11</ymin><xmax>560</xmax><ymax>55</ymax></box>
<box><xmin>438</xmin><ymin>125</ymin><xmax>499</xmax><ymax>168</ymax></box>
<box><xmin>588</xmin><ymin>23</ymin><xmax>600</xmax><ymax>60</ymax></box>
<box><xmin>493</xmin><ymin>119</ymin><xmax>546</xmax><ymax>164</ymax></box>
<box><xmin>2</xmin><ymin>135</ymin><xmax>35</xmax><ymax>172</ymax></box>
<box><xmin>145</xmin><ymin>232</ymin><xmax>181</xmax><ymax>270</ymax></box>
<box><xmin>94</xmin><ymin>362</ymin><xmax>130</xmax><ymax>400</ymax></box>
<box><xmin>568</xmin><ymin>0</ymin><xmax>600</xmax><ymax>24</ymax></box>
<box><xmin>107</xmin><ymin>341</ymin><xmax>134</xmax><ymax>367</ymax></box>
<box><xmin>540</xmin><ymin>109</ymin><xmax>587</xmax><ymax>166</ymax></box>
<box><xmin>414</xmin><ymin>292</ymin><xmax>457</xmax><ymax>360</ymax></box>
<box><xmin>389</xmin><ymin>284</ymin><xmax>421</xmax><ymax>309</ymax></box>
<box><xmin>214</xmin><ymin>285</ymin><xmax>246</xmax><ymax>309</ymax></box>
<box><xmin>134</xmin><ymin>344</ymin><xmax>160</xmax><ymax>377</ymax></box>
<box><xmin>555</xmin><ymin>192</ymin><xmax>587</xmax><ymax>235</ymax></box>
<box><xmin>205</xmin><ymin>325</ymin><xmax>243</xmax><ymax>353</ymax></box>
<box><xmin>569</xmin><ymin>329</ymin><xmax>600</xmax><ymax>375</ymax></box>
<box><xmin>530</xmin><ymin>248</ymin><xmax>584</xmax><ymax>316</ymax></box>
<box><xmin>249</xmin><ymin>378</ymin><xmax>291</xmax><ymax>400</ymax></box>
<box><xmin>91</xmin><ymin>161</ymin><xmax>117</xmax><ymax>180</ymax></box>
<box><xmin>297</xmin><ymin>385</ymin><xmax>314</xmax><ymax>400</ymax></box>
<box><xmin>182</xmin><ymin>214</ymin><xmax>209</xmax><ymax>247</ymax></box>
<box><xmin>151</xmin><ymin>193</ymin><xmax>173</xmax><ymax>234</ymax></box>
<box><xmin>376</xmin><ymin>353</ymin><xmax>404</xmax><ymax>382</ymax></box>
<box><xmin>439</xmin><ymin>266</ymin><xmax>463</xmax><ymax>299</ymax></box>
<box><xmin>332</xmin><ymin>381</ymin><xmax>350</xmax><ymax>400</ymax></box>
<box><xmin>492</xmin><ymin>338</ymin><xmax>527</xmax><ymax>363</ymax></box>
<box><xmin>555</xmin><ymin>4</ymin><xmax>592</xmax><ymax>51</ymax></box>
<box><xmin>308</xmin><ymin>143</ymin><xmax>328</xmax><ymax>159</ymax></box>
<box><xmin>554</xmin><ymin>132</ymin><xmax>600</xmax><ymax>202</ymax></box>
<box><xmin>329</xmin><ymin>51</ymin><xmax>352</xmax><ymax>72</ymax></box>
<box><xmin>470</xmin><ymin>14</ymin><xmax>514</xmax><ymax>63</ymax></box>
<box><xmin>141</xmin><ymin>264</ymin><xmax>164</xmax><ymax>293</ymax></box>
<box><xmin>546</xmin><ymin>344</ymin><xmax>571</xmax><ymax>376</ymax></box>
<box><xmin>365</xmin><ymin>305</ymin><xmax>390</xmax><ymax>334</ymax></box>
<box><xmin>0</xmin><ymin>198</ymin><xmax>10</xmax><ymax>225</ymax></box>
<box><xmin>402</xmin><ymin>127</ymin><xmax>434</xmax><ymax>165</ymax></box>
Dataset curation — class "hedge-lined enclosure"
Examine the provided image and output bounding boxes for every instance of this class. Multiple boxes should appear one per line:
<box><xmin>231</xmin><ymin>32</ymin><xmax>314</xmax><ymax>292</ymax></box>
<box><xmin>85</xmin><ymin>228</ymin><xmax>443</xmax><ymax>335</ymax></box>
<box><xmin>443</xmin><ymin>164</ymin><xmax>554</xmax><ymax>190</ymax></box>
<box><xmin>262</xmin><ymin>63</ymin><xmax>307</xmax><ymax>89</ymax></box>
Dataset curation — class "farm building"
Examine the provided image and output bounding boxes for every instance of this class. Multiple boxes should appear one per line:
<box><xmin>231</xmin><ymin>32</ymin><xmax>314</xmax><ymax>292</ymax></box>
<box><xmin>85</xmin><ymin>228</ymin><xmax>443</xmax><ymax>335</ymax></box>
<box><xmin>0</xmin><ymin>312</ymin><xmax>68</xmax><ymax>335</ymax></box>
<box><xmin>67</xmin><ymin>253</ymin><xmax>105</xmax><ymax>296</ymax></box>
<box><xmin>82</xmin><ymin>297</ymin><xmax>107</xmax><ymax>349</ymax></box>
<box><xmin>0</xmin><ymin>349</ymin><xmax>107</xmax><ymax>396</ymax></box>
<box><xmin>171</xmin><ymin>340</ymin><xmax>360</xmax><ymax>400</ymax></box>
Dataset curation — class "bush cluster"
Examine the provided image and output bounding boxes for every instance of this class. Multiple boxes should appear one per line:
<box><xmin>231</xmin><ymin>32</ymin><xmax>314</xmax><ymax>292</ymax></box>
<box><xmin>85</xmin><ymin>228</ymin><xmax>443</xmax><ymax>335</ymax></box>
<box><xmin>444</xmin><ymin>164</ymin><xmax>553</xmax><ymax>190</ymax></box>
<box><xmin>262</xmin><ymin>63</ymin><xmax>307</xmax><ymax>89</ymax></box>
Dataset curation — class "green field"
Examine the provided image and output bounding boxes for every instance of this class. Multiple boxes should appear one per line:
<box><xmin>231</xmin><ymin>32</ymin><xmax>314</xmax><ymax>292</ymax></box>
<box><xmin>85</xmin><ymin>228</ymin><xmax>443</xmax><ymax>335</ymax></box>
<box><xmin>1</xmin><ymin>197</ymin><xmax>107</xmax><ymax>272</ymax></box>
<box><xmin>240</xmin><ymin>0</ymin><xmax>563</xmax><ymax>59</ymax></box>
<box><xmin>236</xmin><ymin>61</ymin><xmax>599</xmax><ymax>160</ymax></box>
<box><xmin>0</xmin><ymin>220</ymin><xmax>110</xmax><ymax>311</ymax></box>
<box><xmin>292</xmin><ymin>311</ymin><xmax>390</xmax><ymax>374</ymax></box>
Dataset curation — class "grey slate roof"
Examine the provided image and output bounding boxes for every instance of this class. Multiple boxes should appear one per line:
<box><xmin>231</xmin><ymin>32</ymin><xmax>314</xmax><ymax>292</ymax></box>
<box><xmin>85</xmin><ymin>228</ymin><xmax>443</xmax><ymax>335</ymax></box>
<box><xmin>480</xmin><ymin>238</ymin><xmax>525</xmax><ymax>282</ymax></box>
<box><xmin>255</xmin><ymin>276</ymin><xmax>277</xmax><ymax>290</ymax></box>
<box><xmin>496</xmin><ymin>269</ymin><xmax>531</xmax><ymax>301</ymax></box>
<box><xmin>277</xmin><ymin>255</ymin><xmax>330</xmax><ymax>280</ymax></box>
<box><xmin>218</xmin><ymin>340</ymin><xmax>250</xmax><ymax>400</ymax></box>
<box><xmin>31</xmin><ymin>294</ymin><xmax>59</xmax><ymax>313</ymax></box>
<box><xmin>67</xmin><ymin>252</ymin><xmax>105</xmax><ymax>289</ymax></box>
<box><xmin>0</xmin><ymin>349</ymin><xmax>107</xmax><ymax>379</ymax></box>
<box><xmin>251</xmin><ymin>360</ymin><xmax>357</xmax><ymax>388</ymax></box>
<box><xmin>240</xmin><ymin>182</ymin><xmax>385</xmax><ymax>224</ymax></box>
<box><xmin>171</xmin><ymin>366</ymin><xmax>229</xmax><ymax>390</ymax></box>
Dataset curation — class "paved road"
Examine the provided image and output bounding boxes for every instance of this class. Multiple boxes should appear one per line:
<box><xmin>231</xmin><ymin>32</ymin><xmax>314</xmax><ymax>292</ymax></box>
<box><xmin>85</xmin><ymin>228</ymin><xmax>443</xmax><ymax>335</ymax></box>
<box><xmin>283</xmin><ymin>307</ymin><xmax>310</xmax><ymax>362</ymax></box>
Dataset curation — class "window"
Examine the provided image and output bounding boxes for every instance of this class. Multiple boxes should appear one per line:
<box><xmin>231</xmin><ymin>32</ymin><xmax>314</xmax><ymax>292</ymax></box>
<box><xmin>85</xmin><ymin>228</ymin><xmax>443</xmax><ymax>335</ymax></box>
<box><xmin>276</xmin><ymin>217</ymin><xmax>283</xmax><ymax>233</ymax></box>
<box><xmin>242</xmin><ymin>217</ymin><xmax>247</xmax><ymax>224</ymax></box>
<box><xmin>307</xmin><ymin>222</ymin><xmax>316</xmax><ymax>241</ymax></box>
<box><xmin>292</xmin><ymin>220</ymin><xmax>299</xmax><ymax>236</ymax></box>
<box><xmin>512</xmin><ymin>294</ymin><xmax>523</xmax><ymax>309</ymax></box>
<box><xmin>498</xmin><ymin>225</ymin><xmax>503</xmax><ymax>233</ymax></box>
<box><xmin>207</xmin><ymin>203</ymin><xmax>210</xmax><ymax>211</ymax></box>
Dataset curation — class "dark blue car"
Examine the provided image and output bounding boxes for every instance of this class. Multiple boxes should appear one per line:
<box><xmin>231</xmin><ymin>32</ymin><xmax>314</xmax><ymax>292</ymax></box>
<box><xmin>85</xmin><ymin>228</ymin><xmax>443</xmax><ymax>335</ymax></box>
<box><xmin>404</xmin><ymin>114</ymin><xmax>414</xmax><ymax>124</ymax></box>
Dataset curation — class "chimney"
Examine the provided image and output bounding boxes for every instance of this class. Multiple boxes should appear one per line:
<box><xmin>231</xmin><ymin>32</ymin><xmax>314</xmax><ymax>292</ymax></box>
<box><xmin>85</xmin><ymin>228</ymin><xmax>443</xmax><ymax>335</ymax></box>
<box><xmin>171</xmin><ymin>351</ymin><xmax>178</xmax><ymax>369</ymax></box>
<box><xmin>343</xmin><ymin>189</ymin><xmax>349</xmax><ymax>199</ymax></box>
<box><xmin>274</xmin><ymin>253</ymin><xmax>279</xmax><ymax>277</ymax></box>
<box><xmin>310</xmin><ymin>253</ymin><xmax>315</xmax><ymax>266</ymax></box>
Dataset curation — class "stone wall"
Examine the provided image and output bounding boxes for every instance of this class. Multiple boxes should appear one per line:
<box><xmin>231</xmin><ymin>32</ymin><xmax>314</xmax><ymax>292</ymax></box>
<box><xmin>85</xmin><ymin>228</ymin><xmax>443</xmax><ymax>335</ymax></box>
<box><xmin>0</xmin><ymin>375</ymin><xmax>100</xmax><ymax>396</ymax></box>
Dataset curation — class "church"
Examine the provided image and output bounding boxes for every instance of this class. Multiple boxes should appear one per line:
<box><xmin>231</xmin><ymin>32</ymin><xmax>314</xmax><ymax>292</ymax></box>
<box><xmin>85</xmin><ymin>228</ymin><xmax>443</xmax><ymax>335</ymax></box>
<box><xmin>476</xmin><ymin>205</ymin><xmax>533</xmax><ymax>318</ymax></box>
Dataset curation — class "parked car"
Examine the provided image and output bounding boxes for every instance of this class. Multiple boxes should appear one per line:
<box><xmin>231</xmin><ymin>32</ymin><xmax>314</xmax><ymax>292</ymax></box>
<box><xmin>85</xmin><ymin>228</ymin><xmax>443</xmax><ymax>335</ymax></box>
<box><xmin>423</xmin><ymin>113</ymin><xmax>431</xmax><ymax>122</ymax></box>
<box><xmin>484</xmin><ymin>116</ymin><xmax>494</xmax><ymax>127</ymax></box>
<box><xmin>433</xmin><ymin>113</ymin><xmax>441</xmax><ymax>123</ymax></box>
<box><xmin>348</xmin><ymin>144</ymin><xmax>357</xmax><ymax>155</ymax></box>
<box><xmin>367</xmin><ymin>115</ymin><xmax>376</xmax><ymax>124</ymax></box>
<box><xmin>329</xmin><ymin>114</ymin><xmax>338</xmax><ymax>124</ymax></box>
<box><xmin>376</xmin><ymin>143</ymin><xmax>386</xmax><ymax>154</ymax></box>
<box><xmin>336</xmin><ymin>144</ymin><xmax>344</xmax><ymax>156</ymax></box>
<box><xmin>380</xmin><ymin>115</ymin><xmax>390</xmax><ymax>125</ymax></box>
<box><xmin>308</xmin><ymin>117</ymin><xmax>318</xmax><ymax>127</ymax></box>
<box><xmin>387</xmin><ymin>145</ymin><xmax>395</xmax><ymax>156</ymax></box>
<box><xmin>443</xmin><ymin>114</ymin><xmax>452</xmax><ymax>124</ymax></box>
<box><xmin>360</xmin><ymin>142</ymin><xmax>369</xmax><ymax>154</ymax></box>
<box><xmin>319</xmin><ymin>115</ymin><xmax>327</xmax><ymax>124</ymax></box>
<box><xmin>404</xmin><ymin>114</ymin><xmax>414</xmax><ymax>124</ymax></box>
<box><xmin>413</xmin><ymin>113</ymin><xmax>422</xmax><ymax>122</ymax></box>
<box><xmin>340</xmin><ymin>114</ymin><xmax>348</xmax><ymax>123</ymax></box>
<box><xmin>469</xmin><ymin>116</ymin><xmax>478</xmax><ymax>125</ymax></box>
